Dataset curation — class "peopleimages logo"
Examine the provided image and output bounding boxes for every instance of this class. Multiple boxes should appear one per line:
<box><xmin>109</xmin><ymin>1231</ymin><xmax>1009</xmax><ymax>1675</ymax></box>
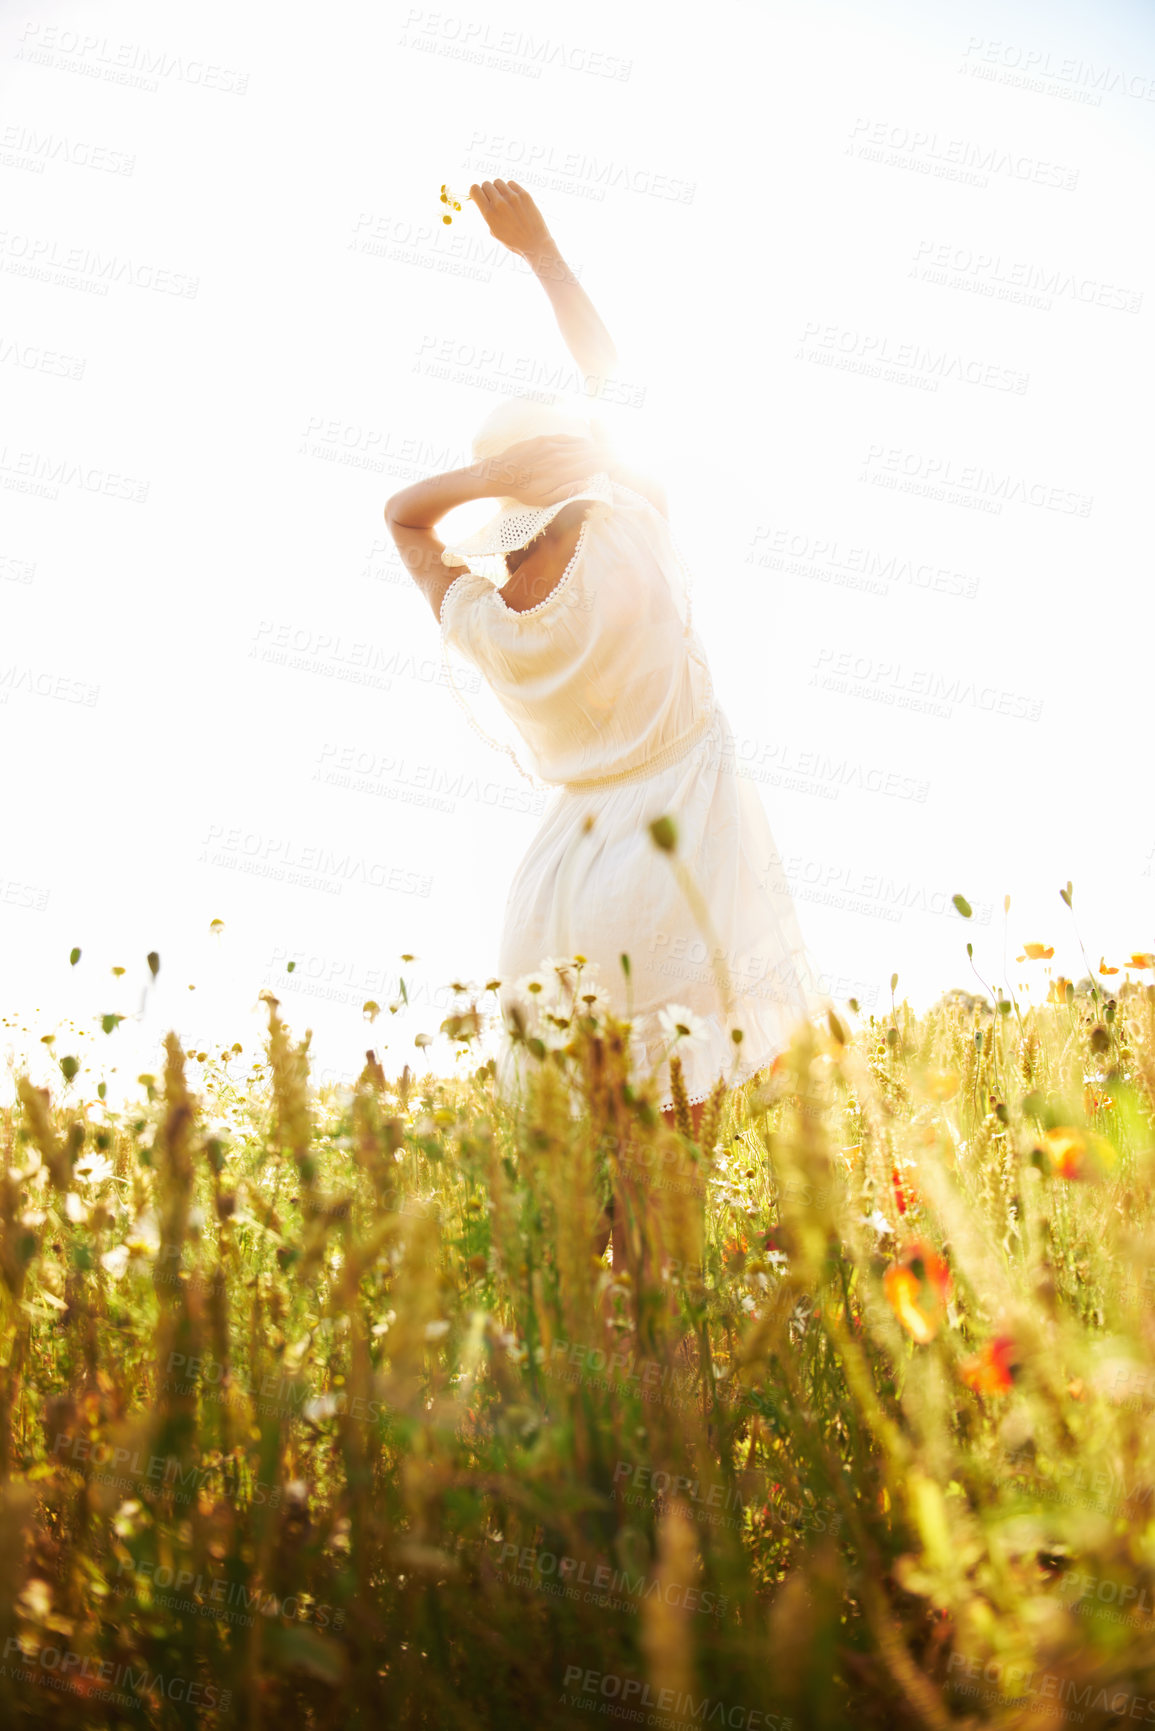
<box><xmin>2</xmin><ymin>1637</ymin><xmax>231</xmax><ymax>1710</ymax></box>
<box><xmin>911</xmin><ymin>238</ymin><xmax>1142</xmax><ymax>313</ymax></box>
<box><xmin>946</xmin><ymin>1651</ymin><xmax>1155</xmax><ymax>1720</ymax></box>
<box><xmin>810</xmin><ymin>649</ymin><xmax>1043</xmax><ymax>725</ymax></box>
<box><xmin>959</xmin><ymin>36</ymin><xmax>1155</xmax><ymax>104</ymax></box>
<box><xmin>51</xmin><ymin>1432</ymin><xmax>284</xmax><ymax>1504</ymax></box>
<box><xmin>494</xmin><ymin>1542</ymin><xmax>729</xmax><ymax>1616</ymax></box>
<box><xmin>463</xmin><ymin>132</ymin><xmax>693</xmax><ymax>201</ymax></box>
<box><xmin>0</xmin><ymin>228</ymin><xmax>198</xmax><ymax>297</ymax></box>
<box><xmin>612</xmin><ymin>1460</ymin><xmax>839</xmax><ymax>1536</ymax></box>
<box><xmin>794</xmin><ymin>320</ymin><xmax>1028</xmax><ymax>395</ymax></box>
<box><xmin>112</xmin><ymin>1558</ymin><xmax>345</xmax><ymax>1630</ymax></box>
<box><xmin>0</xmin><ymin>124</ymin><xmax>135</xmax><ymax>176</ymax></box>
<box><xmin>398</xmin><ymin>11</ymin><xmax>633</xmax><ymax>80</ymax></box>
<box><xmin>0</xmin><ymin>445</ymin><xmax>147</xmax><ymax>501</ymax></box>
<box><xmin>859</xmin><ymin>444</ymin><xmax>1093</xmax><ymax>515</ymax></box>
<box><xmin>847</xmin><ymin>116</ymin><xmax>1079</xmax><ymax>189</ymax></box>
<box><xmin>747</xmin><ymin>522</ymin><xmax>979</xmax><ymax>603</ymax></box>
<box><xmin>561</xmin><ymin>1667</ymin><xmax>789</xmax><ymax>1729</ymax></box>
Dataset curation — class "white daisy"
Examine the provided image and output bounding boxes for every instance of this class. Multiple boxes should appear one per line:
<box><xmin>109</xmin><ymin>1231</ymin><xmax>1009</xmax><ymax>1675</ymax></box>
<box><xmin>539</xmin><ymin>955</ymin><xmax>582</xmax><ymax>992</ymax></box>
<box><xmin>511</xmin><ymin>971</ymin><xmax>563</xmax><ymax>1020</ymax></box>
<box><xmin>303</xmin><ymin>1394</ymin><xmax>339</xmax><ymax>1423</ymax></box>
<box><xmin>862</xmin><ymin>1209</ymin><xmax>894</xmax><ymax>1238</ymax></box>
<box><xmin>575</xmin><ymin>982</ymin><xmax>613</xmax><ymax>1019</ymax></box>
<box><xmin>100</xmin><ymin>1243</ymin><xmax>131</xmax><ymax>1281</ymax></box>
<box><xmin>658</xmin><ymin>1004</ymin><xmax>710</xmax><ymax>1048</ymax></box>
<box><xmin>129</xmin><ymin>1206</ymin><xmax>162</xmax><ymax>1252</ymax></box>
<box><xmin>73</xmin><ymin>1152</ymin><xmax>115</xmax><ymax>1187</ymax></box>
<box><xmin>539</xmin><ymin>1014</ymin><xmax>575</xmax><ymax>1052</ymax></box>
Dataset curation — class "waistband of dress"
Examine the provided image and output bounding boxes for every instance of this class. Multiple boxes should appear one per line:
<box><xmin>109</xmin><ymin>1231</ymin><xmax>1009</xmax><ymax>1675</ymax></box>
<box><xmin>556</xmin><ymin>706</ymin><xmax>719</xmax><ymax>793</ymax></box>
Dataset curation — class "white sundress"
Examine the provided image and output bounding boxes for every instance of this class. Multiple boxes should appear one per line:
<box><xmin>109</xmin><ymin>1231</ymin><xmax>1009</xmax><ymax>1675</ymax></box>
<box><xmin>438</xmin><ymin>481</ymin><xmax>829</xmax><ymax>1111</ymax></box>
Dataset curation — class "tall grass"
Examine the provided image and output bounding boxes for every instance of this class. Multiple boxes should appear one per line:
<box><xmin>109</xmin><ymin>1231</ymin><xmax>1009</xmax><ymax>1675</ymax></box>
<box><xmin>2</xmin><ymin>935</ymin><xmax>1155</xmax><ymax>1729</ymax></box>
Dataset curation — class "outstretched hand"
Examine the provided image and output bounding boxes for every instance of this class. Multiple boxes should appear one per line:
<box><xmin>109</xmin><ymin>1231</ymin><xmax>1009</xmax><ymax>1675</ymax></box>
<box><xmin>488</xmin><ymin>433</ymin><xmax>608</xmax><ymax>507</ymax></box>
<box><xmin>469</xmin><ymin>180</ymin><xmax>558</xmax><ymax>265</ymax></box>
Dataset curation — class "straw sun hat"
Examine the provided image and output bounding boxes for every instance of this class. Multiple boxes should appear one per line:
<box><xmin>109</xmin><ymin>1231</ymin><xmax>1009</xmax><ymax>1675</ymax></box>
<box><xmin>439</xmin><ymin>396</ymin><xmax>614</xmax><ymax>568</ymax></box>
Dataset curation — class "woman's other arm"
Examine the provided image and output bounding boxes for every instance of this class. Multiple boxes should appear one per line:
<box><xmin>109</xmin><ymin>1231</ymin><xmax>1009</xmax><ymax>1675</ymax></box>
<box><xmin>384</xmin><ymin>459</ymin><xmax>494</xmax><ymax>623</ymax></box>
<box><xmin>385</xmin><ymin>435</ymin><xmax>610</xmax><ymax>621</ymax></box>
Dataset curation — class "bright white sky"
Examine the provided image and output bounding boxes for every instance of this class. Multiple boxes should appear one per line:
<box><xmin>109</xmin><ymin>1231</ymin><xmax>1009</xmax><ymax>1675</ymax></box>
<box><xmin>2</xmin><ymin>0</ymin><xmax>1152</xmax><ymax>1109</ymax></box>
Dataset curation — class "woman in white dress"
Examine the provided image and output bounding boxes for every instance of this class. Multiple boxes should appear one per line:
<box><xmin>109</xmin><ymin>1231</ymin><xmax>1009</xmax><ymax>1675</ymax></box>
<box><xmin>385</xmin><ymin>182</ymin><xmax>826</xmax><ymax>1144</ymax></box>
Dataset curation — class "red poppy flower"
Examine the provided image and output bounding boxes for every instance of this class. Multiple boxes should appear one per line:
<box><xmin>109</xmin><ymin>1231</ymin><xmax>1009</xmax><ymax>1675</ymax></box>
<box><xmin>883</xmin><ymin>1240</ymin><xmax>952</xmax><ymax>1343</ymax></box>
<box><xmin>960</xmin><ymin>1334</ymin><xmax>1020</xmax><ymax>1394</ymax></box>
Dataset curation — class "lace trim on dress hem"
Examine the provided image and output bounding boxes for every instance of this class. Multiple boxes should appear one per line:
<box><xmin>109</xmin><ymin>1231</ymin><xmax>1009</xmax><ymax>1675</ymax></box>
<box><xmin>658</xmin><ymin>1086</ymin><xmax>722</xmax><ymax>1111</ymax></box>
<box><xmin>657</xmin><ymin>1038</ymin><xmax>795</xmax><ymax>1111</ymax></box>
<box><xmin>486</xmin><ymin>513</ymin><xmax>592</xmax><ymax>619</ymax></box>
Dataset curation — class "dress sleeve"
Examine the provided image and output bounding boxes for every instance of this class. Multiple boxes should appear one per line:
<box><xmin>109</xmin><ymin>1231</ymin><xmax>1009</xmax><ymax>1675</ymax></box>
<box><xmin>437</xmin><ymin>572</ymin><xmax>548</xmax><ymax>789</ymax></box>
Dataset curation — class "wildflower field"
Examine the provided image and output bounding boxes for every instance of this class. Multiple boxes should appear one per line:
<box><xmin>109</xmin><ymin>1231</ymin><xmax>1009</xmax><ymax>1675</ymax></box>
<box><xmin>3</xmin><ymin>903</ymin><xmax>1155</xmax><ymax>1730</ymax></box>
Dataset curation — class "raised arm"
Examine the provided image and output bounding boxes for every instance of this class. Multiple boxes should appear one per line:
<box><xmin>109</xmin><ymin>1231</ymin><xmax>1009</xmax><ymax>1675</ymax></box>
<box><xmin>470</xmin><ymin>182</ymin><xmax>668</xmax><ymax>517</ymax></box>
<box><xmin>470</xmin><ymin>180</ymin><xmax>618</xmax><ymax>381</ymax></box>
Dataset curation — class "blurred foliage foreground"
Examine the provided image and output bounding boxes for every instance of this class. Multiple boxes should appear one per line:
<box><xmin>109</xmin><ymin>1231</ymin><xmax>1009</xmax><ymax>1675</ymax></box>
<box><xmin>4</xmin><ymin>960</ymin><xmax>1155</xmax><ymax>1731</ymax></box>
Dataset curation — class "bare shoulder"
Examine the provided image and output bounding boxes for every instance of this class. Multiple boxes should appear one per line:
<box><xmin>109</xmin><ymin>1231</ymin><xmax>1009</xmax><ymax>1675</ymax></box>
<box><xmin>497</xmin><ymin>500</ymin><xmax>590</xmax><ymax>612</ymax></box>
